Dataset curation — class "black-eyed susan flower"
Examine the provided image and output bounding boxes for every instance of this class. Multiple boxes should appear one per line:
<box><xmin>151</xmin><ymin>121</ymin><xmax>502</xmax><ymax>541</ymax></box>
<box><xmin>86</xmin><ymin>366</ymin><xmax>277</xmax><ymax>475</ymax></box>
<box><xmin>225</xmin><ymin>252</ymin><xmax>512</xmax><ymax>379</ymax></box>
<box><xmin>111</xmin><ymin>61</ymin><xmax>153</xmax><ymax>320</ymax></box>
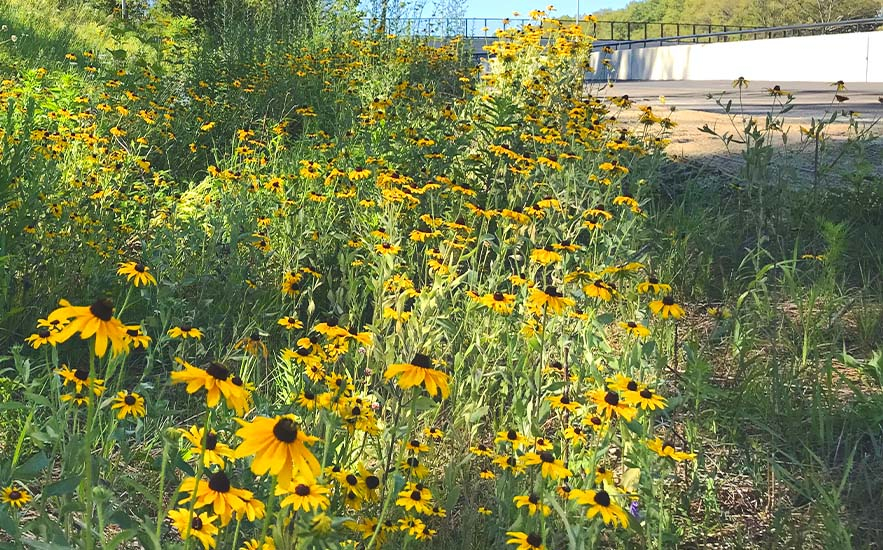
<box><xmin>168</xmin><ymin>323</ymin><xmax>204</xmax><ymax>339</ymax></box>
<box><xmin>167</xmin><ymin>508</ymin><xmax>219</xmax><ymax>549</ymax></box>
<box><xmin>521</xmin><ymin>452</ymin><xmax>572</xmax><ymax>480</ymax></box>
<box><xmin>493</xmin><ymin>454</ymin><xmax>526</xmax><ymax>475</ymax></box>
<box><xmin>619</xmin><ymin>321</ymin><xmax>650</xmax><ymax>338</ymax></box>
<box><xmin>563</xmin><ymin>426</ymin><xmax>588</xmax><ymax>445</ymax></box>
<box><xmin>506</xmin><ymin>531</ymin><xmax>544</xmax><ymax>549</ymax></box>
<box><xmin>637</xmin><ymin>276</ymin><xmax>671</xmax><ymax>295</ymax></box>
<box><xmin>469</xmin><ymin>443</ymin><xmax>494</xmax><ymax>457</ymax></box>
<box><xmin>57</xmin><ymin>364</ymin><xmax>105</xmax><ymax>394</ymax></box>
<box><xmin>571</xmin><ymin>488</ymin><xmax>629</xmax><ymax>527</ymax></box>
<box><xmin>478</xmin><ymin>506</ymin><xmax>492</xmax><ymax>515</ymax></box>
<box><xmin>530</xmin><ymin>247</ymin><xmax>562</xmax><ymax>266</ymax></box>
<box><xmin>527</xmin><ymin>286</ymin><xmax>574</xmax><ymax>316</ymax></box>
<box><xmin>117</xmin><ymin>261</ymin><xmax>157</xmax><ymax>286</ymax></box>
<box><xmin>646</xmin><ymin>437</ymin><xmax>696</xmax><ymax>461</ymax></box>
<box><xmin>1</xmin><ymin>485</ymin><xmax>31</xmax><ymax>508</ymax></box>
<box><xmin>547</xmin><ymin>393</ymin><xmax>581</xmax><ymax>413</ymax></box>
<box><xmin>111</xmin><ymin>390</ymin><xmax>146</xmax><ymax>419</ymax></box>
<box><xmin>233</xmin><ymin>414</ymin><xmax>321</xmax><ymax>485</ymax></box>
<box><xmin>123</xmin><ymin>326</ymin><xmax>151</xmax><ymax>348</ymax></box>
<box><xmin>180</xmin><ymin>426</ymin><xmax>235</xmax><ymax>467</ymax></box>
<box><xmin>277</xmin><ymin>316</ymin><xmax>303</xmax><ymax>330</ymax></box>
<box><xmin>479</xmin><ymin>468</ymin><xmax>496</xmax><ymax>479</ymax></box>
<box><xmin>495</xmin><ymin>428</ymin><xmax>529</xmax><ymax>449</ymax></box>
<box><xmin>276</xmin><ymin>478</ymin><xmax>330</xmax><ymax>512</ymax></box>
<box><xmin>61</xmin><ymin>392</ymin><xmax>91</xmax><ymax>406</ymax></box>
<box><xmin>170</xmin><ymin>358</ymin><xmax>250</xmax><ymax>416</ymax></box>
<box><xmin>375</xmin><ymin>242</ymin><xmax>400</xmax><ymax>255</ymax></box>
<box><xmin>584</xmin><ymin>279</ymin><xmax>615</xmax><ymax>301</ymax></box>
<box><xmin>423</xmin><ymin>427</ymin><xmax>444</xmax><ymax>441</ymax></box>
<box><xmin>235</xmin><ymin>497</ymin><xmax>266</xmax><ymax>523</ymax></box>
<box><xmin>649</xmin><ymin>296</ymin><xmax>684</xmax><ymax>319</ymax></box>
<box><xmin>595</xmin><ymin>466</ymin><xmax>615</xmax><ymax>486</ymax></box>
<box><xmin>295</xmin><ymin>389</ymin><xmax>331</xmax><ymax>410</ymax></box>
<box><xmin>239</xmin><ymin>536</ymin><xmax>274</xmax><ymax>550</ymax></box>
<box><xmin>384</xmin><ymin>353</ymin><xmax>450</xmax><ymax>399</ymax></box>
<box><xmin>513</xmin><ymin>493</ymin><xmax>551</xmax><ymax>516</ymax></box>
<box><xmin>177</xmin><ymin>471</ymin><xmax>253</xmax><ymax>526</ymax></box>
<box><xmin>396</xmin><ymin>482</ymin><xmax>434</xmax><ymax>515</ymax></box>
<box><xmin>625</xmin><ymin>387</ymin><xmax>667</xmax><ymax>410</ymax></box>
<box><xmin>588</xmin><ymin>388</ymin><xmax>637</xmax><ymax>421</ymax></box>
<box><xmin>233</xmin><ymin>332</ymin><xmax>269</xmax><ymax>358</ymax></box>
<box><xmin>48</xmin><ymin>298</ymin><xmax>129</xmax><ymax>357</ymax></box>
<box><xmin>25</xmin><ymin>328</ymin><xmax>58</xmax><ymax>349</ymax></box>
<box><xmin>477</xmin><ymin>291</ymin><xmax>516</xmax><ymax>314</ymax></box>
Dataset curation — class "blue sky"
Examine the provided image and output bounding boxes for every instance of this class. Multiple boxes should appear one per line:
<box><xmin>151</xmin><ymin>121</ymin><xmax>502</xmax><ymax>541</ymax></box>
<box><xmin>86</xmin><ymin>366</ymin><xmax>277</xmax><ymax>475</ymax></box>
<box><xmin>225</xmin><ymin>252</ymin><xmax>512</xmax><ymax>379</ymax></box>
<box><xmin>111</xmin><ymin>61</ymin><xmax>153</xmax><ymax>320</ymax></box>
<box><xmin>463</xmin><ymin>1</ymin><xmax>632</xmax><ymax>18</ymax></box>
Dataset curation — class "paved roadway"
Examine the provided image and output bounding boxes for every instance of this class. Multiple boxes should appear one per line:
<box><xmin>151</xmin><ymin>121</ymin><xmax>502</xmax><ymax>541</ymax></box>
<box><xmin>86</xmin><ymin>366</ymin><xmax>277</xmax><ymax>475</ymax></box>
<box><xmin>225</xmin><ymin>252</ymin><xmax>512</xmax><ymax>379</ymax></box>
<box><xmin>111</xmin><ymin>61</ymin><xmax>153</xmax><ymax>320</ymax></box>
<box><xmin>597</xmin><ymin>80</ymin><xmax>883</xmax><ymax>122</ymax></box>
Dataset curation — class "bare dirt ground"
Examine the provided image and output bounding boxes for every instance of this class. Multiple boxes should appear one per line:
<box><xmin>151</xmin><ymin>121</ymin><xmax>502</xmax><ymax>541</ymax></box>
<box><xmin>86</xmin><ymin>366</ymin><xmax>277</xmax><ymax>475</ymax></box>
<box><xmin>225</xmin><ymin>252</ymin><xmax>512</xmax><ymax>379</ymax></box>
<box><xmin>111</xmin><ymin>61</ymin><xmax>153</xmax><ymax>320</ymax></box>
<box><xmin>597</xmin><ymin>80</ymin><xmax>883</xmax><ymax>180</ymax></box>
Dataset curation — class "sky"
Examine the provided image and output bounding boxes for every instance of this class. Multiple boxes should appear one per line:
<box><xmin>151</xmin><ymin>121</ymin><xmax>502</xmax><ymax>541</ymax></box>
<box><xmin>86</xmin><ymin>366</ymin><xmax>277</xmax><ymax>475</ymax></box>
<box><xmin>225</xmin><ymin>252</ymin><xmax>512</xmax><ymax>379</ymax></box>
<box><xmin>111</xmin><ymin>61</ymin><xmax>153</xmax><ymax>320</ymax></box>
<box><xmin>463</xmin><ymin>0</ymin><xmax>633</xmax><ymax>18</ymax></box>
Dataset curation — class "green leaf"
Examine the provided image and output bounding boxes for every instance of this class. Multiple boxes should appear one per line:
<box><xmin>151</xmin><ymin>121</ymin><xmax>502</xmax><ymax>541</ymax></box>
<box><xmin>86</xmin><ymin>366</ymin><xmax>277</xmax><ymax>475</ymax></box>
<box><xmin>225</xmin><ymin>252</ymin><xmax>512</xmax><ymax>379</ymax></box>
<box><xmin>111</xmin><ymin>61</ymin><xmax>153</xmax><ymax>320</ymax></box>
<box><xmin>623</xmin><ymin>420</ymin><xmax>644</xmax><ymax>436</ymax></box>
<box><xmin>23</xmin><ymin>392</ymin><xmax>51</xmax><ymax>408</ymax></box>
<box><xmin>0</xmin><ymin>506</ymin><xmax>21</xmax><ymax>539</ymax></box>
<box><xmin>13</xmin><ymin>452</ymin><xmax>49</xmax><ymax>479</ymax></box>
<box><xmin>43</xmin><ymin>476</ymin><xmax>82</xmax><ymax>497</ymax></box>
<box><xmin>105</xmin><ymin>528</ymin><xmax>138</xmax><ymax>549</ymax></box>
<box><xmin>466</xmin><ymin>405</ymin><xmax>488</xmax><ymax>423</ymax></box>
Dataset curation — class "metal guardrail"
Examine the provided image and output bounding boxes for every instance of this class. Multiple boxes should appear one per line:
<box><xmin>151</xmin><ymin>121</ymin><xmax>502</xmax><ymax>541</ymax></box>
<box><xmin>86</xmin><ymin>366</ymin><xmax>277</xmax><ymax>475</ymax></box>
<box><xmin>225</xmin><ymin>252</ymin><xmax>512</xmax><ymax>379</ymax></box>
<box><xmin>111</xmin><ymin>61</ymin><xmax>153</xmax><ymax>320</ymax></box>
<box><xmin>605</xmin><ymin>17</ymin><xmax>883</xmax><ymax>49</ymax></box>
<box><xmin>369</xmin><ymin>17</ymin><xmax>760</xmax><ymax>42</ymax></box>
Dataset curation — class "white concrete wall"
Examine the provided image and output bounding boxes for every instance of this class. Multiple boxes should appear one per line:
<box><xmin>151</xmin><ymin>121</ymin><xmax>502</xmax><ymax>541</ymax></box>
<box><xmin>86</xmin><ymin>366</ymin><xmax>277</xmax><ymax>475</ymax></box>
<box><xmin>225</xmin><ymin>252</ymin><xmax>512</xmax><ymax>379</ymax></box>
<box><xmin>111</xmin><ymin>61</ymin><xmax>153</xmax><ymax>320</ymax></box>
<box><xmin>589</xmin><ymin>31</ymin><xmax>883</xmax><ymax>83</ymax></box>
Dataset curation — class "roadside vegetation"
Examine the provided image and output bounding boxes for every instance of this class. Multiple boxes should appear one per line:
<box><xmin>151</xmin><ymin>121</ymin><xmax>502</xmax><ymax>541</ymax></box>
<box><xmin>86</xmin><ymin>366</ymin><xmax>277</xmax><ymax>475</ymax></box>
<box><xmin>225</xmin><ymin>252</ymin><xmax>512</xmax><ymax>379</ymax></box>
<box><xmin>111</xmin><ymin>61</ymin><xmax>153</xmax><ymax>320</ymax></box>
<box><xmin>0</xmin><ymin>1</ymin><xmax>880</xmax><ymax>548</ymax></box>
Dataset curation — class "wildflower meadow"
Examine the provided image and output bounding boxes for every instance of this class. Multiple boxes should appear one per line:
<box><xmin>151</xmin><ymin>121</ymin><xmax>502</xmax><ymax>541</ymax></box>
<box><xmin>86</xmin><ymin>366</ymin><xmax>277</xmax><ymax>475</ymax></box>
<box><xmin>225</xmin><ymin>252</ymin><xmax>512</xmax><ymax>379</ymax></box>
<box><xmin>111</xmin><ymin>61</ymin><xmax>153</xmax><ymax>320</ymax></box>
<box><xmin>1</xmin><ymin>0</ymin><xmax>882</xmax><ymax>548</ymax></box>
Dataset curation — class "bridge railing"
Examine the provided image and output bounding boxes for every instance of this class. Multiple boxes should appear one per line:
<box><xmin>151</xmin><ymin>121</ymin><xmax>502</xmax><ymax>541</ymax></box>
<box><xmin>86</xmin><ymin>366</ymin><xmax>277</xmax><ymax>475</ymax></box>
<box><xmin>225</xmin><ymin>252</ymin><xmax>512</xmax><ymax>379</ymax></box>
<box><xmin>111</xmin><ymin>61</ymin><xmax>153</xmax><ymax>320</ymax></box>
<box><xmin>367</xmin><ymin>17</ymin><xmax>761</xmax><ymax>42</ymax></box>
<box><xmin>605</xmin><ymin>17</ymin><xmax>883</xmax><ymax>49</ymax></box>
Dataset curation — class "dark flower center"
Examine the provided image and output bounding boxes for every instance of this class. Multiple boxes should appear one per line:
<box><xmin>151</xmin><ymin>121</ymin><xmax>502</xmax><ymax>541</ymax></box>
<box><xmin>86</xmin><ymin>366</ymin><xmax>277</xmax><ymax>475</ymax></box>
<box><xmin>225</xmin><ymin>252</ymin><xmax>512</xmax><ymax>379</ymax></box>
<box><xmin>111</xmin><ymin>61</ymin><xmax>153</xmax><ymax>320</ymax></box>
<box><xmin>539</xmin><ymin>451</ymin><xmax>554</xmax><ymax>463</ymax></box>
<box><xmin>134</xmin><ymin>263</ymin><xmax>146</xmax><ymax>272</ymax></box>
<box><xmin>477</xmin><ymin>444</ymin><xmax>488</xmax><ymax>452</ymax></box>
<box><xmin>345</xmin><ymin>474</ymin><xmax>358</xmax><ymax>486</ymax></box>
<box><xmin>126</xmin><ymin>328</ymin><xmax>140</xmax><ymax>336</ymax></box>
<box><xmin>191</xmin><ymin>517</ymin><xmax>203</xmax><ymax>530</ymax></box>
<box><xmin>205</xmin><ymin>362</ymin><xmax>230</xmax><ymax>381</ymax></box>
<box><xmin>527</xmin><ymin>533</ymin><xmax>542</xmax><ymax>547</ymax></box>
<box><xmin>560</xmin><ymin>394</ymin><xmax>571</xmax><ymax>404</ymax></box>
<box><xmin>296</xmin><ymin>347</ymin><xmax>311</xmax><ymax>356</ymax></box>
<box><xmin>410</xmin><ymin>490</ymin><xmax>422</xmax><ymax>501</ymax></box>
<box><xmin>303</xmin><ymin>390</ymin><xmax>315</xmax><ymax>400</ymax></box>
<box><xmin>640</xmin><ymin>389</ymin><xmax>653</xmax><ymax>399</ymax></box>
<box><xmin>124</xmin><ymin>395</ymin><xmax>136</xmax><ymax>405</ymax></box>
<box><xmin>573</xmin><ymin>428</ymin><xmax>583</xmax><ymax>435</ymax></box>
<box><xmin>604</xmin><ymin>391</ymin><xmax>620</xmax><ymax>406</ymax></box>
<box><xmin>231</xmin><ymin>376</ymin><xmax>243</xmax><ymax>386</ymax></box>
<box><xmin>544</xmin><ymin>286</ymin><xmax>562</xmax><ymax>297</ymax></box>
<box><xmin>38</xmin><ymin>328</ymin><xmax>51</xmax><ymax>338</ymax></box>
<box><xmin>663</xmin><ymin>440</ymin><xmax>675</xmax><ymax>451</ymax></box>
<box><xmin>506</xmin><ymin>456</ymin><xmax>516</xmax><ymax>466</ymax></box>
<box><xmin>507</xmin><ymin>429</ymin><xmax>517</xmax><ymax>440</ymax></box>
<box><xmin>648</xmin><ymin>276</ymin><xmax>659</xmax><ymax>284</ymax></box>
<box><xmin>550</xmin><ymin>361</ymin><xmax>563</xmax><ymax>370</ymax></box>
<box><xmin>594</xmin><ymin>490</ymin><xmax>611</xmax><ymax>507</ymax></box>
<box><xmin>273</xmin><ymin>418</ymin><xmax>299</xmax><ymax>443</ymax></box>
<box><xmin>366</xmin><ymin>475</ymin><xmax>380</xmax><ymax>489</ymax></box>
<box><xmin>350</xmin><ymin>406</ymin><xmax>361</xmax><ymax>416</ymax></box>
<box><xmin>410</xmin><ymin>439</ymin><xmax>420</xmax><ymax>447</ymax></box>
<box><xmin>627</xmin><ymin>321</ymin><xmax>637</xmax><ymax>328</ymax></box>
<box><xmin>493</xmin><ymin>292</ymin><xmax>505</xmax><ymax>301</ymax></box>
<box><xmin>207</xmin><ymin>471</ymin><xmax>231</xmax><ymax>493</ymax></box>
<box><xmin>407</xmin><ymin>457</ymin><xmax>419</xmax><ymax>467</ymax></box>
<box><xmin>598</xmin><ymin>466</ymin><xmax>607</xmax><ymax>474</ymax></box>
<box><xmin>528</xmin><ymin>493</ymin><xmax>539</xmax><ymax>504</ymax></box>
<box><xmin>662</xmin><ymin>296</ymin><xmax>675</xmax><ymax>306</ymax></box>
<box><xmin>205</xmin><ymin>432</ymin><xmax>218</xmax><ymax>450</ymax></box>
<box><xmin>90</xmin><ymin>298</ymin><xmax>114</xmax><ymax>322</ymax></box>
<box><xmin>412</xmin><ymin>353</ymin><xmax>432</xmax><ymax>369</ymax></box>
<box><xmin>294</xmin><ymin>484</ymin><xmax>311</xmax><ymax>496</ymax></box>
<box><xmin>9</xmin><ymin>490</ymin><xmax>21</xmax><ymax>500</ymax></box>
<box><xmin>590</xmin><ymin>416</ymin><xmax>602</xmax><ymax>426</ymax></box>
<box><xmin>627</xmin><ymin>381</ymin><xmax>638</xmax><ymax>392</ymax></box>
<box><xmin>179</xmin><ymin>323</ymin><xmax>192</xmax><ymax>332</ymax></box>
<box><xmin>74</xmin><ymin>368</ymin><xmax>89</xmax><ymax>381</ymax></box>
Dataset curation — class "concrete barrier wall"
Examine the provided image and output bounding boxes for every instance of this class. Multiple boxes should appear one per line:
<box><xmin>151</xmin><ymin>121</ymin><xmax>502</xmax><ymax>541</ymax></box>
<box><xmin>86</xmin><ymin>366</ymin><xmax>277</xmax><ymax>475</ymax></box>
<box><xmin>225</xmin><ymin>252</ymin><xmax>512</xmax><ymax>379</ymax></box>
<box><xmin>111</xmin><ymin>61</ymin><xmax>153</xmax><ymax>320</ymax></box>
<box><xmin>589</xmin><ymin>31</ymin><xmax>883</xmax><ymax>83</ymax></box>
